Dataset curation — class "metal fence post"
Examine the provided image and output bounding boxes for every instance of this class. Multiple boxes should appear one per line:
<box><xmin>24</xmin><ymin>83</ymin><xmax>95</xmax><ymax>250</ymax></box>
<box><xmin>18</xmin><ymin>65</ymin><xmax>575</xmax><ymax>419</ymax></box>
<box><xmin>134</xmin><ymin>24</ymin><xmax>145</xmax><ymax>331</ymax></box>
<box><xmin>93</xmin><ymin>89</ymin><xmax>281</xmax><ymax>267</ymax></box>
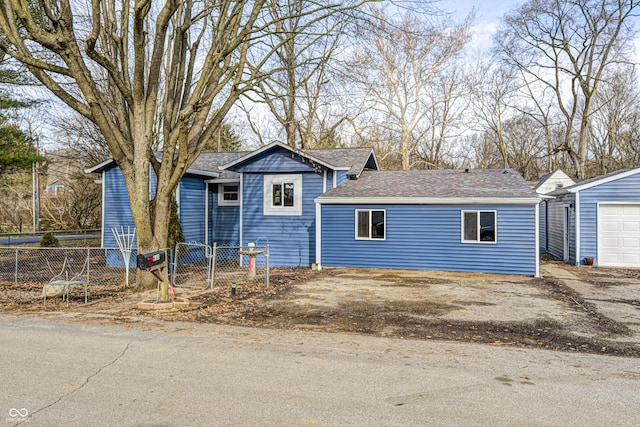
<box><xmin>169</xmin><ymin>246</ymin><xmax>175</xmax><ymax>286</ymax></box>
<box><xmin>14</xmin><ymin>248</ymin><xmax>18</xmax><ymax>284</ymax></box>
<box><xmin>86</xmin><ymin>247</ymin><xmax>91</xmax><ymax>284</ymax></box>
<box><xmin>210</xmin><ymin>242</ymin><xmax>217</xmax><ymax>288</ymax></box>
<box><xmin>265</xmin><ymin>246</ymin><xmax>270</xmax><ymax>288</ymax></box>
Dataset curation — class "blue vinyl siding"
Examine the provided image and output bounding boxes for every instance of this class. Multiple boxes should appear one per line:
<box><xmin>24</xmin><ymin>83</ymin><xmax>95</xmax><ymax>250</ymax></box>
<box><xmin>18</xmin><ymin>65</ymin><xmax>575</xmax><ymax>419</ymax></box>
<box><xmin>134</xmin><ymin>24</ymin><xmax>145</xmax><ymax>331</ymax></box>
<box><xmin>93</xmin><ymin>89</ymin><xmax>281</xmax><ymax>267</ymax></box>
<box><xmin>577</xmin><ymin>172</ymin><xmax>640</xmax><ymax>264</ymax></box>
<box><xmin>103</xmin><ymin>167</ymin><xmax>136</xmax><ymax>248</ymax></box>
<box><xmin>234</xmin><ymin>147</ymin><xmax>321</xmax><ymax>173</ymax></box>
<box><xmin>539</xmin><ymin>200</ymin><xmax>547</xmax><ymax>251</ymax></box>
<box><xmin>321</xmin><ymin>204</ymin><xmax>537</xmax><ymax>276</ymax></box>
<box><xmin>102</xmin><ymin>166</ymin><xmax>207</xmax><ymax>246</ymax></box>
<box><xmin>544</xmin><ymin>194</ymin><xmax>575</xmax><ymax>262</ymax></box>
<box><xmin>326</xmin><ymin>170</ymin><xmax>334</xmax><ymax>190</ymax></box>
<box><xmin>336</xmin><ymin>171</ymin><xmax>348</xmax><ymax>186</ymax></box>
<box><xmin>209</xmin><ymin>186</ymin><xmax>240</xmax><ymax>245</ymax></box>
<box><xmin>242</xmin><ymin>172</ymin><xmax>323</xmax><ymax>266</ymax></box>
<box><xmin>179</xmin><ymin>177</ymin><xmax>206</xmax><ymax>243</ymax></box>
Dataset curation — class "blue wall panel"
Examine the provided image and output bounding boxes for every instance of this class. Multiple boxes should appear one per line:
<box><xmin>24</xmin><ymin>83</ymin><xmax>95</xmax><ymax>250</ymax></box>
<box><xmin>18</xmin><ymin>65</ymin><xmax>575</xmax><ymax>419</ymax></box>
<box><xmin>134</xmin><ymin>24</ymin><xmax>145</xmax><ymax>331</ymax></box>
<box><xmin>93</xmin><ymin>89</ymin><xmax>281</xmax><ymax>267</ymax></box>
<box><xmin>544</xmin><ymin>194</ymin><xmax>575</xmax><ymax>262</ymax></box>
<box><xmin>209</xmin><ymin>185</ymin><xmax>240</xmax><ymax>245</ymax></box>
<box><xmin>578</xmin><ymin>172</ymin><xmax>640</xmax><ymax>264</ymax></box>
<box><xmin>103</xmin><ymin>167</ymin><xmax>136</xmax><ymax>248</ymax></box>
<box><xmin>102</xmin><ymin>166</ymin><xmax>208</xmax><ymax>247</ymax></box>
<box><xmin>326</xmin><ymin>170</ymin><xmax>334</xmax><ymax>191</ymax></box>
<box><xmin>179</xmin><ymin>177</ymin><xmax>206</xmax><ymax>243</ymax></box>
<box><xmin>242</xmin><ymin>172</ymin><xmax>323</xmax><ymax>266</ymax></box>
<box><xmin>320</xmin><ymin>204</ymin><xmax>537</xmax><ymax>275</ymax></box>
<box><xmin>336</xmin><ymin>171</ymin><xmax>348</xmax><ymax>186</ymax></box>
<box><xmin>539</xmin><ymin>200</ymin><xmax>547</xmax><ymax>251</ymax></box>
<box><xmin>234</xmin><ymin>147</ymin><xmax>322</xmax><ymax>173</ymax></box>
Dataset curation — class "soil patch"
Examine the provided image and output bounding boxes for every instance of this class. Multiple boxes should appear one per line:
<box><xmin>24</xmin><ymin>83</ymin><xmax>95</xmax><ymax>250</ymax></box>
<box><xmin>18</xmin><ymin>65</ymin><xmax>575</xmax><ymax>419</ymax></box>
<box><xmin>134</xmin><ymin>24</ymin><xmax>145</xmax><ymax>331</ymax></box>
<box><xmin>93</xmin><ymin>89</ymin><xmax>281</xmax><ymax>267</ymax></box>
<box><xmin>1</xmin><ymin>264</ymin><xmax>639</xmax><ymax>358</ymax></box>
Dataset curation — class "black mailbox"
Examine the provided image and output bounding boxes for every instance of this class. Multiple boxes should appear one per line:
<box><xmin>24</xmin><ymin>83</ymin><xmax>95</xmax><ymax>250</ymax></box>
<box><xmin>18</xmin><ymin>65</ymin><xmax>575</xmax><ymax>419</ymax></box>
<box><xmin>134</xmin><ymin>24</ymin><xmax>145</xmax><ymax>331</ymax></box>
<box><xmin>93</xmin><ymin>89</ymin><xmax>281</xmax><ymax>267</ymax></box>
<box><xmin>136</xmin><ymin>251</ymin><xmax>166</xmax><ymax>271</ymax></box>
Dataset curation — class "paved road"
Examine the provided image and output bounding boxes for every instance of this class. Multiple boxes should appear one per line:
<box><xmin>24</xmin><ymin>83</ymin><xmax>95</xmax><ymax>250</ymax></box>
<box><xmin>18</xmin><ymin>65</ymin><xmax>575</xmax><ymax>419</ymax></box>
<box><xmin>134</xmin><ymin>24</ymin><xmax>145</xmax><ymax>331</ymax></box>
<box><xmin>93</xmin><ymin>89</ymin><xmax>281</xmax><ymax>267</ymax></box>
<box><xmin>1</xmin><ymin>316</ymin><xmax>639</xmax><ymax>426</ymax></box>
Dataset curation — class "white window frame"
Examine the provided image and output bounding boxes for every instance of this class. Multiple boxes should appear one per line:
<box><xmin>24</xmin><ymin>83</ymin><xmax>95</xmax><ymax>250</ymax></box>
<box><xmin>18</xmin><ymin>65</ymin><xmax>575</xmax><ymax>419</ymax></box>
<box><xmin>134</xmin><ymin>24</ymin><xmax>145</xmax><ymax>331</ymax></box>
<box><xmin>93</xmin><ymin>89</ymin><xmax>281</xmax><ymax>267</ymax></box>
<box><xmin>461</xmin><ymin>210</ymin><xmax>497</xmax><ymax>244</ymax></box>
<box><xmin>263</xmin><ymin>174</ymin><xmax>302</xmax><ymax>216</ymax></box>
<box><xmin>218</xmin><ymin>183</ymin><xmax>240</xmax><ymax>206</ymax></box>
<box><xmin>355</xmin><ymin>209</ymin><xmax>386</xmax><ymax>241</ymax></box>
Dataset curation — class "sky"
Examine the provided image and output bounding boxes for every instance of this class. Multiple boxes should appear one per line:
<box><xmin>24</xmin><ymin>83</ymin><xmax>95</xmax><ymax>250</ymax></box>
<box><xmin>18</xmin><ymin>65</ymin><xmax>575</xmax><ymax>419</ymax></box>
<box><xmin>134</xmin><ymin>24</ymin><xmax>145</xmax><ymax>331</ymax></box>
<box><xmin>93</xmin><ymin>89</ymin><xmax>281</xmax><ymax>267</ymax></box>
<box><xmin>444</xmin><ymin>0</ymin><xmax>524</xmax><ymax>52</ymax></box>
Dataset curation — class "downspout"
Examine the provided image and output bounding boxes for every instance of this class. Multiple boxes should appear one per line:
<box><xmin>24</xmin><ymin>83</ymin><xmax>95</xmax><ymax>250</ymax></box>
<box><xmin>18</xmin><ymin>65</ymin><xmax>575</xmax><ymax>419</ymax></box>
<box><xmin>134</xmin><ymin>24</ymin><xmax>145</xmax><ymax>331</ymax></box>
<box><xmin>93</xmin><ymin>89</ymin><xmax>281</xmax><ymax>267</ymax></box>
<box><xmin>544</xmin><ymin>200</ymin><xmax>549</xmax><ymax>252</ymax></box>
<box><xmin>204</xmin><ymin>182</ymin><xmax>209</xmax><ymax>245</ymax></box>
<box><xmin>101</xmin><ymin>171</ymin><xmax>106</xmax><ymax>247</ymax></box>
<box><xmin>535</xmin><ymin>202</ymin><xmax>540</xmax><ymax>277</ymax></box>
<box><xmin>239</xmin><ymin>172</ymin><xmax>244</xmax><ymax>246</ymax></box>
<box><xmin>323</xmin><ymin>170</ymin><xmax>327</xmax><ymax>193</ymax></box>
<box><xmin>239</xmin><ymin>173</ymin><xmax>244</xmax><ymax>265</ymax></box>
<box><xmin>575</xmin><ymin>192</ymin><xmax>581</xmax><ymax>265</ymax></box>
<box><xmin>315</xmin><ymin>201</ymin><xmax>322</xmax><ymax>270</ymax></box>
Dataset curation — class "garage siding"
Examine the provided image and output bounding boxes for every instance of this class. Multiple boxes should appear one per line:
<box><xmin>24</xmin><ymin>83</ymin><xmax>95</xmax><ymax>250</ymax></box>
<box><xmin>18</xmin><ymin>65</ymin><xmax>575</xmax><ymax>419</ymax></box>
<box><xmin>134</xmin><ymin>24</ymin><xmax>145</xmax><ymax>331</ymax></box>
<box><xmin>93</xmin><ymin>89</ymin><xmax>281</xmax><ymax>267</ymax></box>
<box><xmin>320</xmin><ymin>203</ymin><xmax>537</xmax><ymax>276</ymax></box>
<box><xmin>579</xmin><ymin>172</ymin><xmax>640</xmax><ymax>265</ymax></box>
<box><xmin>542</xmin><ymin>194</ymin><xmax>575</xmax><ymax>262</ymax></box>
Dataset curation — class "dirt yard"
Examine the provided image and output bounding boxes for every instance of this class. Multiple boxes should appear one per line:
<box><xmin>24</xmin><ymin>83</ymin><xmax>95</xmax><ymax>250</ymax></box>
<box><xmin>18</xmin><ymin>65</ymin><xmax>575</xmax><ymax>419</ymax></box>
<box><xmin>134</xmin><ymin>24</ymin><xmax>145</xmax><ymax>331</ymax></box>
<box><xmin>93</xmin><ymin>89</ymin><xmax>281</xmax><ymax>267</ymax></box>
<box><xmin>1</xmin><ymin>259</ymin><xmax>639</xmax><ymax>357</ymax></box>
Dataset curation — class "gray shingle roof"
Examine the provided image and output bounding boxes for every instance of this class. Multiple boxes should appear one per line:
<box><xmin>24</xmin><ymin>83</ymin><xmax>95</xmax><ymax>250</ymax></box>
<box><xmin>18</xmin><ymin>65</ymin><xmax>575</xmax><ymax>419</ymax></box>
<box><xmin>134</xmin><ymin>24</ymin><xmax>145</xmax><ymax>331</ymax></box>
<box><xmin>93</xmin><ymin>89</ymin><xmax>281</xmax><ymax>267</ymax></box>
<box><xmin>547</xmin><ymin>167</ymin><xmax>640</xmax><ymax>195</ymax></box>
<box><xmin>189</xmin><ymin>151</ymin><xmax>249</xmax><ymax>179</ymax></box>
<box><xmin>318</xmin><ymin>169</ymin><xmax>539</xmax><ymax>199</ymax></box>
<box><xmin>300</xmin><ymin>147</ymin><xmax>376</xmax><ymax>176</ymax></box>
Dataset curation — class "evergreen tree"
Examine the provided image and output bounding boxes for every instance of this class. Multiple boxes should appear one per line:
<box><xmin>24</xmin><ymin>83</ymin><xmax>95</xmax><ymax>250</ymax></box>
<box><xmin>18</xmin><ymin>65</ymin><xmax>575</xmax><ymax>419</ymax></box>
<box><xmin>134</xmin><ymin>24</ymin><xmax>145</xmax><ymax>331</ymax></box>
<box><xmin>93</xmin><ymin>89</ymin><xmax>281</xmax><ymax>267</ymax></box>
<box><xmin>0</xmin><ymin>95</ymin><xmax>42</xmax><ymax>175</ymax></box>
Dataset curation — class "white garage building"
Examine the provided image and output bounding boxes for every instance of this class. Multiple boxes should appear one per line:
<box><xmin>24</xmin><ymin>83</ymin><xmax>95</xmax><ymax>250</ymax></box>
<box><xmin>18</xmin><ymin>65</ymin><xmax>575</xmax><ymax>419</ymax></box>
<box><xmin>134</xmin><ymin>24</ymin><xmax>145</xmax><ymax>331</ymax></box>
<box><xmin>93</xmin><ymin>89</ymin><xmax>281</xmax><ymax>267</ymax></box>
<box><xmin>540</xmin><ymin>167</ymin><xmax>640</xmax><ymax>267</ymax></box>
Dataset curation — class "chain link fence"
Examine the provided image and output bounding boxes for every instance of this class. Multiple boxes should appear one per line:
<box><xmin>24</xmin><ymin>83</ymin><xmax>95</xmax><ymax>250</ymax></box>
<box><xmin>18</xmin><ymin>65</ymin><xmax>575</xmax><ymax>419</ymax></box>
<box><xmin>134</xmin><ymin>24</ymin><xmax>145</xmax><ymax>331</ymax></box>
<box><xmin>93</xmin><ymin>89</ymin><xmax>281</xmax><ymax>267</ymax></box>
<box><xmin>0</xmin><ymin>247</ymin><xmax>137</xmax><ymax>286</ymax></box>
<box><xmin>1</xmin><ymin>243</ymin><xmax>269</xmax><ymax>290</ymax></box>
<box><xmin>171</xmin><ymin>242</ymin><xmax>269</xmax><ymax>289</ymax></box>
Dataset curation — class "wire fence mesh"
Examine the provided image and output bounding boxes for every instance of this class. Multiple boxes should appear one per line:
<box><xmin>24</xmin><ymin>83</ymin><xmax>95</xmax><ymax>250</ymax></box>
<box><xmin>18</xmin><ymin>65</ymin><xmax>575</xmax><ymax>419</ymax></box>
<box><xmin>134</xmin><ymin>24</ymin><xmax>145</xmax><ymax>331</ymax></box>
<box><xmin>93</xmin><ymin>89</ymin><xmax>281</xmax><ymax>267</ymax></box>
<box><xmin>1</xmin><ymin>243</ymin><xmax>269</xmax><ymax>291</ymax></box>
<box><xmin>171</xmin><ymin>242</ymin><xmax>269</xmax><ymax>289</ymax></box>
<box><xmin>0</xmin><ymin>247</ymin><xmax>137</xmax><ymax>286</ymax></box>
<box><xmin>170</xmin><ymin>242</ymin><xmax>213</xmax><ymax>288</ymax></box>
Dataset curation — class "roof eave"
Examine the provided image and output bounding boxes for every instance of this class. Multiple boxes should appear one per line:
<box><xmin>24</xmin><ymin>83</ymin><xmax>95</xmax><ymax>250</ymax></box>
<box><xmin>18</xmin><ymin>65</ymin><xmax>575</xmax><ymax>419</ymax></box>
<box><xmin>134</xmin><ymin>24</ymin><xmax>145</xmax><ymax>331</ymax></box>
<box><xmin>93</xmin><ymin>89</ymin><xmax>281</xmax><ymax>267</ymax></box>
<box><xmin>566</xmin><ymin>167</ymin><xmax>640</xmax><ymax>193</ymax></box>
<box><xmin>315</xmin><ymin>196</ymin><xmax>541</xmax><ymax>205</ymax></box>
<box><xmin>220</xmin><ymin>141</ymin><xmax>341</xmax><ymax>171</ymax></box>
<box><xmin>185</xmin><ymin>169</ymin><xmax>220</xmax><ymax>179</ymax></box>
<box><xmin>84</xmin><ymin>159</ymin><xmax>115</xmax><ymax>174</ymax></box>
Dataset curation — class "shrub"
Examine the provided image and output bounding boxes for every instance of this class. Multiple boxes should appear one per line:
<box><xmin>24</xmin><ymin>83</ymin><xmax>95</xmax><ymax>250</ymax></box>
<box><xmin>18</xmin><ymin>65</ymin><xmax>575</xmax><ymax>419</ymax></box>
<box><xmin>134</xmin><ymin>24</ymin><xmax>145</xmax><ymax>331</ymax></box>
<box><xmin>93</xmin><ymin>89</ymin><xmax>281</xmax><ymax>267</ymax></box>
<box><xmin>40</xmin><ymin>232</ymin><xmax>59</xmax><ymax>247</ymax></box>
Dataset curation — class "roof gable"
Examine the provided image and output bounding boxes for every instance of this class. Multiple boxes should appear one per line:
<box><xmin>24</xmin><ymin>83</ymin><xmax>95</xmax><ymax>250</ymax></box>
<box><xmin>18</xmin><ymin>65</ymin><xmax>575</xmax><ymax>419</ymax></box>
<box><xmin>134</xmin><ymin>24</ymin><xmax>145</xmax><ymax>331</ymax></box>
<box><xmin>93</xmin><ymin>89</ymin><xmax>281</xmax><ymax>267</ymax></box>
<box><xmin>533</xmin><ymin>169</ymin><xmax>575</xmax><ymax>194</ymax></box>
<box><xmin>220</xmin><ymin>141</ymin><xmax>377</xmax><ymax>177</ymax></box>
<box><xmin>552</xmin><ymin>166</ymin><xmax>640</xmax><ymax>194</ymax></box>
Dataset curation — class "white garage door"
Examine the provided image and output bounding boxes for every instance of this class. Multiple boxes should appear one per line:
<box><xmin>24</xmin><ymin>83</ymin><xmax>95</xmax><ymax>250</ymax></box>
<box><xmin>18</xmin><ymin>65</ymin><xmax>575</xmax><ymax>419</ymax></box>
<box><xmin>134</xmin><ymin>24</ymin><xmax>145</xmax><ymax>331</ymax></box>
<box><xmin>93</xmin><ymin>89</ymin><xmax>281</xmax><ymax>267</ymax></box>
<box><xmin>598</xmin><ymin>204</ymin><xmax>640</xmax><ymax>267</ymax></box>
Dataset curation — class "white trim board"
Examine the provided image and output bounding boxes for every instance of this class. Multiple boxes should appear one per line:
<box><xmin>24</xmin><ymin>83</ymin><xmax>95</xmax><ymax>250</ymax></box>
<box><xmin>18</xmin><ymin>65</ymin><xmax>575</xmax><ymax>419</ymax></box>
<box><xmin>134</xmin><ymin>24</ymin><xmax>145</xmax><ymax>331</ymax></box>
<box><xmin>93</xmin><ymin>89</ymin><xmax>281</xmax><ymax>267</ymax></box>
<box><xmin>566</xmin><ymin>167</ymin><xmax>640</xmax><ymax>193</ymax></box>
<box><xmin>315</xmin><ymin>196</ymin><xmax>540</xmax><ymax>205</ymax></box>
<box><xmin>220</xmin><ymin>141</ymin><xmax>348</xmax><ymax>172</ymax></box>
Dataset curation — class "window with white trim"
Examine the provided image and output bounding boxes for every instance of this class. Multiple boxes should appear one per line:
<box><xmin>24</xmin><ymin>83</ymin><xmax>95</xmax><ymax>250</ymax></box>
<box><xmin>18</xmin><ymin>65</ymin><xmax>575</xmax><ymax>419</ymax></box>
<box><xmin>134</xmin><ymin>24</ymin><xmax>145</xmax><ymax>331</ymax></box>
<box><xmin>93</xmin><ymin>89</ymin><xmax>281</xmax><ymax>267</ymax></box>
<box><xmin>218</xmin><ymin>184</ymin><xmax>239</xmax><ymax>206</ymax></box>
<box><xmin>263</xmin><ymin>174</ymin><xmax>302</xmax><ymax>215</ymax></box>
<box><xmin>355</xmin><ymin>209</ymin><xmax>386</xmax><ymax>240</ymax></box>
<box><xmin>462</xmin><ymin>210</ymin><xmax>496</xmax><ymax>243</ymax></box>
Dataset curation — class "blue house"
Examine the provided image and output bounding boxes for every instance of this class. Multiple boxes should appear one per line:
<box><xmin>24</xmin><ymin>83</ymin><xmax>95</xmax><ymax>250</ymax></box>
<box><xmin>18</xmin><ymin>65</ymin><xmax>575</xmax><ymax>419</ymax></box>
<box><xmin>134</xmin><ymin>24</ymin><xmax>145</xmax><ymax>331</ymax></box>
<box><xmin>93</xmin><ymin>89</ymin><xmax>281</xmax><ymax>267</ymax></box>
<box><xmin>87</xmin><ymin>142</ymin><xmax>541</xmax><ymax>276</ymax></box>
<box><xmin>316</xmin><ymin>169</ymin><xmax>540</xmax><ymax>276</ymax></box>
<box><xmin>541</xmin><ymin>167</ymin><xmax>640</xmax><ymax>267</ymax></box>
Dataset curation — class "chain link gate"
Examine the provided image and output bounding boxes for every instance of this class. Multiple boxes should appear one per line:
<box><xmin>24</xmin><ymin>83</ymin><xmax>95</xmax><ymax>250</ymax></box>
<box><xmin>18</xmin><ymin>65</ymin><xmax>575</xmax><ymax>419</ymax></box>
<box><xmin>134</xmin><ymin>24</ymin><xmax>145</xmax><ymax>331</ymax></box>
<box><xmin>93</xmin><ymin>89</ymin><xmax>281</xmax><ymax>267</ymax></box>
<box><xmin>171</xmin><ymin>242</ymin><xmax>269</xmax><ymax>289</ymax></box>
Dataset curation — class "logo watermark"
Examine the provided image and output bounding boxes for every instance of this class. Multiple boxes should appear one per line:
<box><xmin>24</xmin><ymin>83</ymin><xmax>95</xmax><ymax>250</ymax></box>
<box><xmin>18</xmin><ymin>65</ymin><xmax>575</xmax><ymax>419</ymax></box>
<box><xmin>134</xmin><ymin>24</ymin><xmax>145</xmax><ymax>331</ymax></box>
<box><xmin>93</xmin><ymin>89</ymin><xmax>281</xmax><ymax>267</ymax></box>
<box><xmin>6</xmin><ymin>408</ymin><xmax>29</xmax><ymax>424</ymax></box>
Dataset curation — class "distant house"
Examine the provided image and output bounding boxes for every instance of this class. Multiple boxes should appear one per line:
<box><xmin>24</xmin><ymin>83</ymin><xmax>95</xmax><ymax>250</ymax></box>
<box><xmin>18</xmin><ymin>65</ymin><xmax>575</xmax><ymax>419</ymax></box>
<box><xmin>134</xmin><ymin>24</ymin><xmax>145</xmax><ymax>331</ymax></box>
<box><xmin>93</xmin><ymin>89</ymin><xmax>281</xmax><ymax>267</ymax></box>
<box><xmin>534</xmin><ymin>170</ymin><xmax>575</xmax><ymax>194</ymax></box>
<box><xmin>540</xmin><ymin>167</ymin><xmax>640</xmax><ymax>267</ymax></box>
<box><xmin>45</xmin><ymin>180</ymin><xmax>65</xmax><ymax>196</ymax></box>
<box><xmin>87</xmin><ymin>142</ymin><xmax>541</xmax><ymax>276</ymax></box>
